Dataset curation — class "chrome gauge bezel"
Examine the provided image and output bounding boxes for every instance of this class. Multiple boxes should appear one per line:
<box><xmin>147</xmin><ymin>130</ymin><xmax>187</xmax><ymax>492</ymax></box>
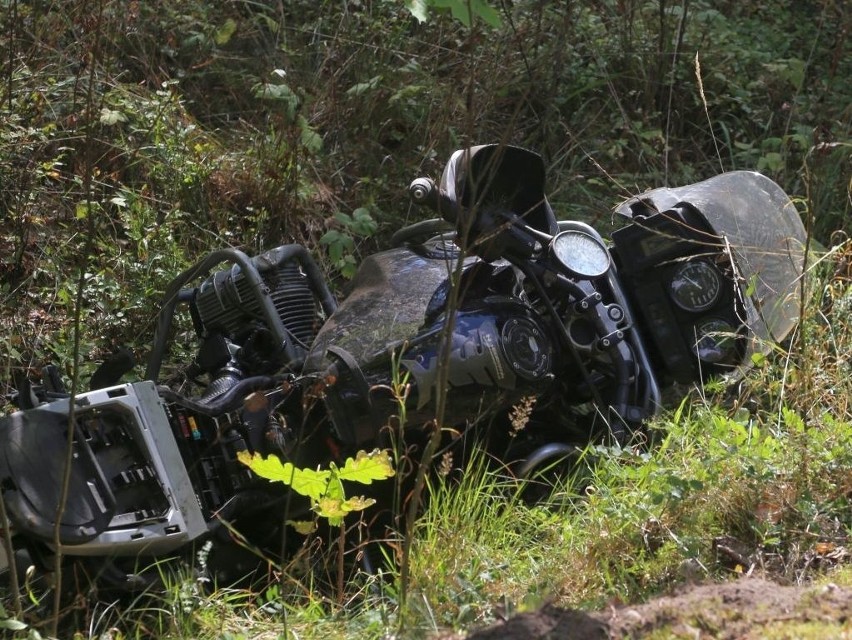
<box><xmin>669</xmin><ymin>260</ymin><xmax>723</xmax><ymax>312</ymax></box>
<box><xmin>550</xmin><ymin>230</ymin><xmax>611</xmax><ymax>279</ymax></box>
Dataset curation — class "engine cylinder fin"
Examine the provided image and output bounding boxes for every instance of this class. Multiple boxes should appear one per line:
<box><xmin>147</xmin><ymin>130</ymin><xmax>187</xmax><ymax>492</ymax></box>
<box><xmin>194</xmin><ymin>260</ymin><xmax>322</xmax><ymax>357</ymax></box>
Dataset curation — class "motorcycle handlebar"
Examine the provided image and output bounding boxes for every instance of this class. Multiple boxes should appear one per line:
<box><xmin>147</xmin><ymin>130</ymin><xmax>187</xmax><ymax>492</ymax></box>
<box><xmin>409</xmin><ymin>177</ymin><xmax>457</xmax><ymax>223</ymax></box>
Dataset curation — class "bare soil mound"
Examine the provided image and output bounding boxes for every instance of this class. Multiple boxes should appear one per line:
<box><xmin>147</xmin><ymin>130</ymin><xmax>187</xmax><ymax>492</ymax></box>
<box><xmin>459</xmin><ymin>577</ymin><xmax>852</xmax><ymax>639</ymax></box>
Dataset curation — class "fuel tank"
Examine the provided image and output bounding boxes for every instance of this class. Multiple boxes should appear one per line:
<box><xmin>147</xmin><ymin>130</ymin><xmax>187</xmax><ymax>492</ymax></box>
<box><xmin>303</xmin><ymin>240</ymin><xmax>553</xmax><ymax>445</ymax></box>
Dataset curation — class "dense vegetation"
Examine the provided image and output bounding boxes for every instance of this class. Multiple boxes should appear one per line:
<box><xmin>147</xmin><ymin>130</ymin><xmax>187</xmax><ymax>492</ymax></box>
<box><xmin>0</xmin><ymin>0</ymin><xmax>849</xmax><ymax>637</ymax></box>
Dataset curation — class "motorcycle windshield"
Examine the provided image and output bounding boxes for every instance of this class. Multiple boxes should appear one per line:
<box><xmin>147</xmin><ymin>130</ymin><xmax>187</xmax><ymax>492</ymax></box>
<box><xmin>616</xmin><ymin>171</ymin><xmax>807</xmax><ymax>344</ymax></box>
<box><xmin>440</xmin><ymin>144</ymin><xmax>558</xmax><ymax>236</ymax></box>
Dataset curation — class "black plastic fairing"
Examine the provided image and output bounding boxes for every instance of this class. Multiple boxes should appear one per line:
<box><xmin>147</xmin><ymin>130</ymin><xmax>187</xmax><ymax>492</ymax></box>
<box><xmin>615</xmin><ymin>171</ymin><xmax>806</xmax><ymax>345</ymax></box>
<box><xmin>612</xmin><ymin>171</ymin><xmax>806</xmax><ymax>383</ymax></box>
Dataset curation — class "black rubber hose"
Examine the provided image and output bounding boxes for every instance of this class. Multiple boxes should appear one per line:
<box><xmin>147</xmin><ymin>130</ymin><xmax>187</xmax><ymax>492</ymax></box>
<box><xmin>157</xmin><ymin>376</ymin><xmax>281</xmax><ymax>416</ymax></box>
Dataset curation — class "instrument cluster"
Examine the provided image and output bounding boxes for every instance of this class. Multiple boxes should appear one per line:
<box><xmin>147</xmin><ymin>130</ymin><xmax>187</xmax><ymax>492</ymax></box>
<box><xmin>551</xmin><ymin>228</ymin><xmax>612</xmax><ymax>279</ymax></box>
<box><xmin>667</xmin><ymin>259</ymin><xmax>738</xmax><ymax>365</ymax></box>
<box><xmin>611</xmin><ymin>207</ymin><xmax>744</xmax><ymax>383</ymax></box>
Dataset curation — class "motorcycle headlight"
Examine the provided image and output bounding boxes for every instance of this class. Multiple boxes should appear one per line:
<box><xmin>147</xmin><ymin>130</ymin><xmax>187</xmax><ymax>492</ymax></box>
<box><xmin>550</xmin><ymin>230</ymin><xmax>611</xmax><ymax>279</ymax></box>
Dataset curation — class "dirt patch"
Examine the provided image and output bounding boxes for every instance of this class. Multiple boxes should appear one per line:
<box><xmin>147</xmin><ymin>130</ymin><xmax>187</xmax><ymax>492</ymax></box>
<box><xmin>455</xmin><ymin>577</ymin><xmax>852</xmax><ymax>639</ymax></box>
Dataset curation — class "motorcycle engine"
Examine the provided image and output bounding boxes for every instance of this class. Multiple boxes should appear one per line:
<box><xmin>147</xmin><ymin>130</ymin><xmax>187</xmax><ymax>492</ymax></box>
<box><xmin>191</xmin><ymin>250</ymin><xmax>324</xmax><ymax>375</ymax></box>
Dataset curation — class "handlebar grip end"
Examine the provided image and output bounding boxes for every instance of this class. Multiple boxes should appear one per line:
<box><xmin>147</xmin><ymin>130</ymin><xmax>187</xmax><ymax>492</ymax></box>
<box><xmin>409</xmin><ymin>177</ymin><xmax>436</xmax><ymax>205</ymax></box>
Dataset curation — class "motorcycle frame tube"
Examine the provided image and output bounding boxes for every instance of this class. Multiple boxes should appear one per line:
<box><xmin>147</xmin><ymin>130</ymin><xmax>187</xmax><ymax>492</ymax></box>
<box><xmin>145</xmin><ymin>245</ymin><xmax>337</xmax><ymax>383</ymax></box>
<box><xmin>604</xmin><ymin>268</ymin><xmax>662</xmax><ymax>417</ymax></box>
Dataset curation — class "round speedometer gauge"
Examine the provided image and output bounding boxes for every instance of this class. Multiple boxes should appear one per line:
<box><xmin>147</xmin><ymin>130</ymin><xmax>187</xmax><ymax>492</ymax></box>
<box><xmin>669</xmin><ymin>261</ymin><xmax>722</xmax><ymax>312</ymax></box>
<box><xmin>551</xmin><ymin>230</ymin><xmax>611</xmax><ymax>279</ymax></box>
<box><xmin>693</xmin><ymin>318</ymin><xmax>737</xmax><ymax>363</ymax></box>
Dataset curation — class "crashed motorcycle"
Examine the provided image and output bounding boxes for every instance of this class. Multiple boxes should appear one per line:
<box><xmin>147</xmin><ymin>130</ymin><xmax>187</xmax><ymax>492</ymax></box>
<box><xmin>0</xmin><ymin>144</ymin><xmax>806</xmax><ymax>593</ymax></box>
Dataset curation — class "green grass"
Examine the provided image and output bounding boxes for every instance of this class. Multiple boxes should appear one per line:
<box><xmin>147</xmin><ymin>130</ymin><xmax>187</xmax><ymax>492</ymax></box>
<box><xmin>401</xmin><ymin>396</ymin><xmax>851</xmax><ymax>627</ymax></box>
<box><xmin>98</xmin><ymin>359</ymin><xmax>848</xmax><ymax>639</ymax></box>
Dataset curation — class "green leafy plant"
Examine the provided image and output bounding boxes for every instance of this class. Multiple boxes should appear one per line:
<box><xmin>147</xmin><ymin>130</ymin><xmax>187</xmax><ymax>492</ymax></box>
<box><xmin>239</xmin><ymin>448</ymin><xmax>396</xmax><ymax>605</ymax></box>
<box><xmin>405</xmin><ymin>0</ymin><xmax>502</xmax><ymax>27</ymax></box>
<box><xmin>238</xmin><ymin>448</ymin><xmax>395</xmax><ymax>528</ymax></box>
<box><xmin>319</xmin><ymin>208</ymin><xmax>378</xmax><ymax>278</ymax></box>
<box><xmin>0</xmin><ymin>603</ymin><xmax>27</xmax><ymax>633</ymax></box>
